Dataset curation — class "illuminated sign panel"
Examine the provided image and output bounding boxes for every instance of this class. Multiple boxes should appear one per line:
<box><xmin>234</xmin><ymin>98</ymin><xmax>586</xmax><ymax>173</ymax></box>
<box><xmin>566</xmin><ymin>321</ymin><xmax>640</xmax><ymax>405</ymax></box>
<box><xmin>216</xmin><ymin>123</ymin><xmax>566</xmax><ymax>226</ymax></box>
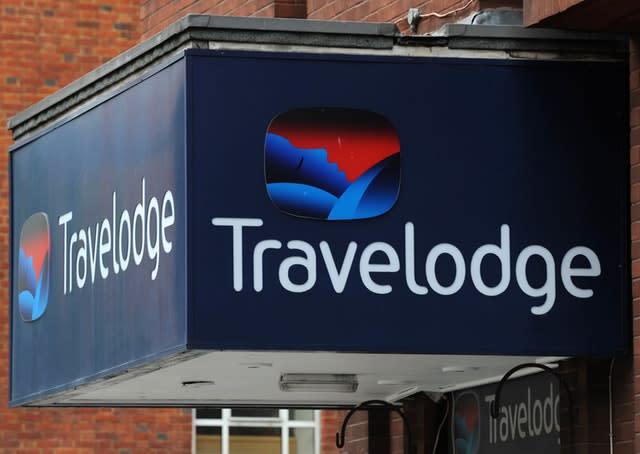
<box><xmin>10</xmin><ymin>50</ymin><xmax>629</xmax><ymax>406</ymax></box>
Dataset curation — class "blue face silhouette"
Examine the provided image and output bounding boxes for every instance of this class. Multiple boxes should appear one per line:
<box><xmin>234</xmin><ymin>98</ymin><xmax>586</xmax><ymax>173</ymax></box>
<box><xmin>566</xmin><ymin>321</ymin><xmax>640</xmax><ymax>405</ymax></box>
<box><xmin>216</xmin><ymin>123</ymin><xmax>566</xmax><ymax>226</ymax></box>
<box><xmin>453</xmin><ymin>392</ymin><xmax>480</xmax><ymax>454</ymax></box>
<box><xmin>265</xmin><ymin>109</ymin><xmax>401</xmax><ymax>222</ymax></box>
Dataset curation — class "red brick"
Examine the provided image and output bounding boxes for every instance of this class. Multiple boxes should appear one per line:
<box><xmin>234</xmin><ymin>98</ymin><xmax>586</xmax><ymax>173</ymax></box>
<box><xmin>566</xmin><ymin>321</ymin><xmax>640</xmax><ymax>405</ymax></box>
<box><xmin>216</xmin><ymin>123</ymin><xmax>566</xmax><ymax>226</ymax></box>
<box><xmin>0</xmin><ymin>2</ymin><xmax>192</xmax><ymax>451</ymax></box>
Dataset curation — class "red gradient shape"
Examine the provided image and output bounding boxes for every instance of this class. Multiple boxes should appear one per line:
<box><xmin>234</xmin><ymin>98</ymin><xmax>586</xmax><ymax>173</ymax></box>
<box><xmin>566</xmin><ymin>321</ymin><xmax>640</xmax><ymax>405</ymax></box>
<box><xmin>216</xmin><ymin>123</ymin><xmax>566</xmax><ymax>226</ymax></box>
<box><xmin>457</xmin><ymin>395</ymin><xmax>479</xmax><ymax>430</ymax></box>
<box><xmin>269</xmin><ymin>109</ymin><xmax>399</xmax><ymax>182</ymax></box>
<box><xmin>462</xmin><ymin>408</ymin><xmax>478</xmax><ymax>431</ymax></box>
<box><xmin>21</xmin><ymin>232</ymin><xmax>49</xmax><ymax>279</ymax></box>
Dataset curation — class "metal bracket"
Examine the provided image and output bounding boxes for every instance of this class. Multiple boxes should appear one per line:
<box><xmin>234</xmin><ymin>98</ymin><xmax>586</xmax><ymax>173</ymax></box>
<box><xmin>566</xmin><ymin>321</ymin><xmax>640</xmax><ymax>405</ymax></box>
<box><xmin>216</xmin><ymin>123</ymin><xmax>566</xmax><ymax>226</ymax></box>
<box><xmin>335</xmin><ymin>399</ymin><xmax>416</xmax><ymax>454</ymax></box>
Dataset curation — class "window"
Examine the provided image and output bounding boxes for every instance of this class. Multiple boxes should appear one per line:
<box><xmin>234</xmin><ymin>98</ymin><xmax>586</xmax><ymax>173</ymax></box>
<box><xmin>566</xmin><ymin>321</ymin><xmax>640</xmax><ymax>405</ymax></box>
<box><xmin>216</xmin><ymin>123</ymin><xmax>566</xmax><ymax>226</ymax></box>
<box><xmin>194</xmin><ymin>409</ymin><xmax>320</xmax><ymax>454</ymax></box>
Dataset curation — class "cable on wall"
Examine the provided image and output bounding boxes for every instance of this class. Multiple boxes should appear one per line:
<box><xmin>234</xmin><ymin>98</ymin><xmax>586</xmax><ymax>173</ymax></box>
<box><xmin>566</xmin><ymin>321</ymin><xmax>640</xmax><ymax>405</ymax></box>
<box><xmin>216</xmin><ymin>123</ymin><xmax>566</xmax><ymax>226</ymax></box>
<box><xmin>398</xmin><ymin>0</ymin><xmax>476</xmax><ymax>32</ymax></box>
<box><xmin>417</xmin><ymin>0</ymin><xmax>475</xmax><ymax>19</ymax></box>
<box><xmin>431</xmin><ymin>394</ymin><xmax>450</xmax><ymax>454</ymax></box>
<box><xmin>609</xmin><ymin>357</ymin><xmax>615</xmax><ymax>454</ymax></box>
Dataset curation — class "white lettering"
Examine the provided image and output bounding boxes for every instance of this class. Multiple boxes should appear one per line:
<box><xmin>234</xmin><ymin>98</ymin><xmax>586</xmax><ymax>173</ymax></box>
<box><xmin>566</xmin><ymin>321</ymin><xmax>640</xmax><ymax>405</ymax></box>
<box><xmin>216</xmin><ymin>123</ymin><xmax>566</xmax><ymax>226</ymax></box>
<box><xmin>516</xmin><ymin>246</ymin><xmax>556</xmax><ymax>315</ymax></box>
<box><xmin>59</xmin><ymin>179</ymin><xmax>177</xmax><ymax>295</ymax></box>
<box><xmin>471</xmin><ymin>224</ymin><xmax>510</xmax><ymax>296</ymax></box>
<box><xmin>320</xmin><ymin>241</ymin><xmax>357</xmax><ymax>293</ymax></box>
<box><xmin>161</xmin><ymin>190</ymin><xmax>175</xmax><ymax>254</ymax></box>
<box><xmin>425</xmin><ymin>244</ymin><xmax>465</xmax><ymax>295</ymax></box>
<box><xmin>561</xmin><ymin>246</ymin><xmax>601</xmax><ymax>298</ymax></box>
<box><xmin>517</xmin><ymin>403</ymin><xmax>526</xmax><ymax>438</ymax></box>
<box><xmin>211</xmin><ymin>217</ymin><xmax>263</xmax><ymax>291</ymax></box>
<box><xmin>543</xmin><ymin>383</ymin><xmax>554</xmax><ymax>434</ymax></box>
<box><xmin>58</xmin><ymin>211</ymin><xmax>73</xmax><ymax>295</ymax></box>
<box><xmin>359</xmin><ymin>242</ymin><xmax>400</xmax><ymax>295</ymax></box>
<box><xmin>132</xmin><ymin>178</ymin><xmax>146</xmax><ymax>266</ymax></box>
<box><xmin>533</xmin><ymin>399</ymin><xmax>543</xmax><ymax>435</ymax></box>
<box><xmin>208</xmin><ymin>219</ymin><xmax>603</xmax><ymax>315</ymax></box>
<box><xmin>76</xmin><ymin>229</ymin><xmax>87</xmax><ymax>289</ymax></box>
<box><xmin>99</xmin><ymin>219</ymin><xmax>110</xmax><ymax>280</ymax></box>
<box><xmin>119</xmin><ymin>209</ymin><xmax>131</xmax><ymax>272</ymax></box>
<box><xmin>112</xmin><ymin>191</ymin><xmax>119</xmax><ymax>274</ymax></box>
<box><xmin>279</xmin><ymin>240</ymin><xmax>316</xmax><ymax>293</ymax></box>
<box><xmin>147</xmin><ymin>195</ymin><xmax>160</xmax><ymax>280</ymax></box>
<box><xmin>486</xmin><ymin>384</ymin><xmax>560</xmax><ymax>445</ymax></box>
<box><xmin>253</xmin><ymin>240</ymin><xmax>282</xmax><ymax>291</ymax></box>
<box><xmin>405</xmin><ymin>222</ymin><xmax>428</xmax><ymax>295</ymax></box>
<box><xmin>69</xmin><ymin>232</ymin><xmax>77</xmax><ymax>293</ymax></box>
<box><xmin>86</xmin><ymin>223</ymin><xmax>99</xmax><ymax>283</ymax></box>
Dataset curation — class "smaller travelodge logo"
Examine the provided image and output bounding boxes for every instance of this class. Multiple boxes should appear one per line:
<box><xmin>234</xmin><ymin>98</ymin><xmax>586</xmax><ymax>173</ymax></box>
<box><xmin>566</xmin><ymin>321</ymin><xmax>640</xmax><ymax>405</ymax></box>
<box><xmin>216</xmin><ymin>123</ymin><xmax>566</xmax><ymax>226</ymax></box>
<box><xmin>265</xmin><ymin>108</ymin><xmax>400</xmax><ymax>220</ymax></box>
<box><xmin>453</xmin><ymin>391</ymin><xmax>480</xmax><ymax>454</ymax></box>
<box><xmin>18</xmin><ymin>212</ymin><xmax>50</xmax><ymax>322</ymax></box>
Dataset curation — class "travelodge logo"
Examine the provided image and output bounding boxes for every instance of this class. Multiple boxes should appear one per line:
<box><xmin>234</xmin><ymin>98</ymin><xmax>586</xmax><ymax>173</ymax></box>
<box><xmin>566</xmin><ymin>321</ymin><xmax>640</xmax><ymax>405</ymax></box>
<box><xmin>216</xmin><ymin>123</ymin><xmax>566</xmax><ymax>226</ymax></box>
<box><xmin>210</xmin><ymin>107</ymin><xmax>604</xmax><ymax>316</ymax></box>
<box><xmin>18</xmin><ymin>212</ymin><xmax>50</xmax><ymax>322</ymax></box>
<box><xmin>17</xmin><ymin>179</ymin><xmax>177</xmax><ymax>324</ymax></box>
<box><xmin>265</xmin><ymin>108</ymin><xmax>401</xmax><ymax>220</ymax></box>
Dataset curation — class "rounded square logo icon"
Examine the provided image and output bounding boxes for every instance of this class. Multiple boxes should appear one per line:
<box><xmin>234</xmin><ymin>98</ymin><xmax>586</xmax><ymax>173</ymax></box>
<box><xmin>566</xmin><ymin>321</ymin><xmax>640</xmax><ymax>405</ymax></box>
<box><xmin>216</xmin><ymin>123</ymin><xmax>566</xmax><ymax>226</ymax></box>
<box><xmin>18</xmin><ymin>212</ymin><xmax>50</xmax><ymax>322</ymax></box>
<box><xmin>265</xmin><ymin>108</ymin><xmax>400</xmax><ymax>220</ymax></box>
<box><xmin>453</xmin><ymin>391</ymin><xmax>480</xmax><ymax>454</ymax></box>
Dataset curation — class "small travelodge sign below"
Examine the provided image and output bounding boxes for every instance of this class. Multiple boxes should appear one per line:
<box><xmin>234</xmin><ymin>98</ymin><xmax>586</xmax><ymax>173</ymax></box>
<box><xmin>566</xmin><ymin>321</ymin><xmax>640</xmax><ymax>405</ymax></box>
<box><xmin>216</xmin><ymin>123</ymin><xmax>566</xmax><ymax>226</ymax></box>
<box><xmin>452</xmin><ymin>373</ymin><xmax>561</xmax><ymax>454</ymax></box>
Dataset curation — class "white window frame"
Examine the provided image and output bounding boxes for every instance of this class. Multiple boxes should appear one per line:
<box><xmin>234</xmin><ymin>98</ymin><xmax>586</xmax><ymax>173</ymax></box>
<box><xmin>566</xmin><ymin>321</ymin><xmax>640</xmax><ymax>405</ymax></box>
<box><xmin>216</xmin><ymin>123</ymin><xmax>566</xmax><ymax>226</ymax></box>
<box><xmin>193</xmin><ymin>409</ymin><xmax>321</xmax><ymax>454</ymax></box>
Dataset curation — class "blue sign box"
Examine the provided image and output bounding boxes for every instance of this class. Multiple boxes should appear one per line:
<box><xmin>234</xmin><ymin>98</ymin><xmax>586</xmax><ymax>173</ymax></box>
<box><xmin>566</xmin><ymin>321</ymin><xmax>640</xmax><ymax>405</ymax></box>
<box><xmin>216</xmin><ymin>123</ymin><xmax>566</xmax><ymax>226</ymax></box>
<box><xmin>10</xmin><ymin>50</ymin><xmax>629</xmax><ymax>405</ymax></box>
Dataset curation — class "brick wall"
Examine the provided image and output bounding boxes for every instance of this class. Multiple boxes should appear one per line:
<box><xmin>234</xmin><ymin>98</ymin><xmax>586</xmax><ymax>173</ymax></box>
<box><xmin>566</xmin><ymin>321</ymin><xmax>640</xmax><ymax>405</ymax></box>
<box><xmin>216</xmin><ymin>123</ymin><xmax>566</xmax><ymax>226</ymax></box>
<box><xmin>0</xmin><ymin>408</ymin><xmax>193</xmax><ymax>453</ymax></box>
<box><xmin>306</xmin><ymin>0</ymin><xmax>520</xmax><ymax>33</ymax></box>
<box><xmin>305</xmin><ymin>0</ymin><xmax>430</xmax><ymax>30</ymax></box>
<box><xmin>631</xmin><ymin>35</ymin><xmax>640</xmax><ymax>454</ymax></box>
<box><xmin>0</xmin><ymin>1</ymin><xmax>193</xmax><ymax>452</ymax></box>
<box><xmin>321</xmin><ymin>408</ymin><xmax>396</xmax><ymax>454</ymax></box>
<box><xmin>338</xmin><ymin>410</ymin><xmax>368</xmax><ymax>454</ymax></box>
<box><xmin>522</xmin><ymin>0</ymin><xmax>582</xmax><ymax>26</ymax></box>
<box><xmin>321</xmin><ymin>405</ymin><xmax>417</xmax><ymax>454</ymax></box>
<box><xmin>421</xmin><ymin>0</ymin><xmax>521</xmax><ymax>33</ymax></box>
<box><xmin>321</xmin><ymin>410</ymin><xmax>344</xmax><ymax>454</ymax></box>
<box><xmin>390</xmin><ymin>411</ymin><xmax>404</xmax><ymax>454</ymax></box>
<box><xmin>523</xmin><ymin>0</ymin><xmax>640</xmax><ymax>30</ymax></box>
<box><xmin>555</xmin><ymin>359</ymin><xmax>634</xmax><ymax>454</ymax></box>
<box><xmin>140</xmin><ymin>0</ymin><xmax>521</xmax><ymax>37</ymax></box>
<box><xmin>140</xmin><ymin>0</ymin><xmax>306</xmax><ymax>40</ymax></box>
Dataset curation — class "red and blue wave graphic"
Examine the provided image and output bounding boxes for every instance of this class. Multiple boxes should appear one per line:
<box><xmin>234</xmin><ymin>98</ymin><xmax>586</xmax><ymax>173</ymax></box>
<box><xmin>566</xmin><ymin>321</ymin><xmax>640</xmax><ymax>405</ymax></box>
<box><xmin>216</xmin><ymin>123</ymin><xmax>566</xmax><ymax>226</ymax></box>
<box><xmin>453</xmin><ymin>391</ymin><xmax>480</xmax><ymax>454</ymax></box>
<box><xmin>265</xmin><ymin>108</ymin><xmax>400</xmax><ymax>220</ymax></box>
<box><xmin>18</xmin><ymin>213</ymin><xmax>50</xmax><ymax>322</ymax></box>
